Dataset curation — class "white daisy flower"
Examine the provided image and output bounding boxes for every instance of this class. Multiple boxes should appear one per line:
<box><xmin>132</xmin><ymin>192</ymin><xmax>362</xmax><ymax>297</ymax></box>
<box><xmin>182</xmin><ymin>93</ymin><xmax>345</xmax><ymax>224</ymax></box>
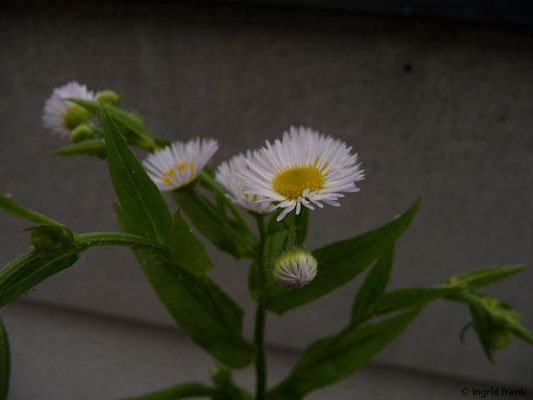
<box><xmin>143</xmin><ymin>138</ymin><xmax>218</xmax><ymax>191</ymax></box>
<box><xmin>240</xmin><ymin>127</ymin><xmax>365</xmax><ymax>221</ymax></box>
<box><xmin>42</xmin><ymin>81</ymin><xmax>95</xmax><ymax>136</ymax></box>
<box><xmin>215</xmin><ymin>152</ymin><xmax>274</xmax><ymax>214</ymax></box>
<box><xmin>273</xmin><ymin>249</ymin><xmax>318</xmax><ymax>288</ymax></box>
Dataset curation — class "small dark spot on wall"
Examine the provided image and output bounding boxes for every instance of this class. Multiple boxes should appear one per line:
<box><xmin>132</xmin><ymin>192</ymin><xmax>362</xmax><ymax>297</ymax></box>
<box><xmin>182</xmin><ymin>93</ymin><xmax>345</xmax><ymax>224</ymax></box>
<box><xmin>498</xmin><ymin>114</ymin><xmax>508</xmax><ymax>123</ymax></box>
<box><xmin>403</xmin><ymin>63</ymin><xmax>413</xmax><ymax>73</ymax></box>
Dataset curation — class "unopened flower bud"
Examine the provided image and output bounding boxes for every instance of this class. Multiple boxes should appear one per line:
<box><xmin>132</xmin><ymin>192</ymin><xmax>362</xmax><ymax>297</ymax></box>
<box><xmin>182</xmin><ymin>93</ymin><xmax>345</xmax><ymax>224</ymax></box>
<box><xmin>489</xmin><ymin>327</ymin><xmax>512</xmax><ymax>351</ymax></box>
<box><xmin>30</xmin><ymin>225</ymin><xmax>74</xmax><ymax>251</ymax></box>
<box><xmin>70</xmin><ymin>124</ymin><xmax>94</xmax><ymax>143</ymax></box>
<box><xmin>63</xmin><ymin>103</ymin><xmax>91</xmax><ymax>131</ymax></box>
<box><xmin>96</xmin><ymin>90</ymin><xmax>121</xmax><ymax>105</ymax></box>
<box><xmin>273</xmin><ymin>249</ymin><xmax>317</xmax><ymax>288</ymax></box>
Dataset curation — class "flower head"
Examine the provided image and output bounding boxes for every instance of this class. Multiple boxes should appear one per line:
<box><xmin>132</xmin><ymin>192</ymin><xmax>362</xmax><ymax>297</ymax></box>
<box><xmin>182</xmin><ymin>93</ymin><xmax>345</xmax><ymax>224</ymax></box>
<box><xmin>143</xmin><ymin>138</ymin><xmax>218</xmax><ymax>191</ymax></box>
<box><xmin>240</xmin><ymin>127</ymin><xmax>365</xmax><ymax>221</ymax></box>
<box><xmin>215</xmin><ymin>152</ymin><xmax>273</xmax><ymax>214</ymax></box>
<box><xmin>42</xmin><ymin>81</ymin><xmax>95</xmax><ymax>136</ymax></box>
<box><xmin>273</xmin><ymin>249</ymin><xmax>317</xmax><ymax>288</ymax></box>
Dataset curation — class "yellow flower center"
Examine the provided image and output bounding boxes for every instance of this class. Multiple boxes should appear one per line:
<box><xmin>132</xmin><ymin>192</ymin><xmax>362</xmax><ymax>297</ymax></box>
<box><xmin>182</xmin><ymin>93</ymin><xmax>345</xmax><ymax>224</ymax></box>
<box><xmin>161</xmin><ymin>161</ymin><xmax>195</xmax><ymax>183</ymax></box>
<box><xmin>273</xmin><ymin>165</ymin><xmax>324</xmax><ymax>200</ymax></box>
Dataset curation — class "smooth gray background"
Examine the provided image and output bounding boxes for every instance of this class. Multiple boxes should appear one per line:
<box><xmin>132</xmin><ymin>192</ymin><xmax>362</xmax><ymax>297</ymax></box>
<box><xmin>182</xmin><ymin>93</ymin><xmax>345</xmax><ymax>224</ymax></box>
<box><xmin>1</xmin><ymin>2</ymin><xmax>532</xmax><ymax>397</ymax></box>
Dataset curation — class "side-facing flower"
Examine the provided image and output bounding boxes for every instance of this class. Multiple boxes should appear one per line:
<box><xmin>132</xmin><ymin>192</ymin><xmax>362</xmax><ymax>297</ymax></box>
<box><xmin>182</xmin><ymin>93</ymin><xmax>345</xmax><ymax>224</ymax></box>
<box><xmin>42</xmin><ymin>81</ymin><xmax>95</xmax><ymax>136</ymax></box>
<box><xmin>273</xmin><ymin>249</ymin><xmax>318</xmax><ymax>288</ymax></box>
<box><xmin>215</xmin><ymin>152</ymin><xmax>273</xmax><ymax>214</ymax></box>
<box><xmin>143</xmin><ymin>138</ymin><xmax>218</xmax><ymax>191</ymax></box>
<box><xmin>240</xmin><ymin>126</ymin><xmax>365</xmax><ymax>221</ymax></box>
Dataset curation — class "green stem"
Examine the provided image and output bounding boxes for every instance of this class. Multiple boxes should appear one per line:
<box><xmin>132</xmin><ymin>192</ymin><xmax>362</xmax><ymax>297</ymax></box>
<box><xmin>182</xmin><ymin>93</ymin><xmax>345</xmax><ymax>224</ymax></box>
<box><xmin>74</xmin><ymin>232</ymin><xmax>171</xmax><ymax>259</ymax></box>
<box><xmin>254</xmin><ymin>215</ymin><xmax>267</xmax><ymax>400</ymax></box>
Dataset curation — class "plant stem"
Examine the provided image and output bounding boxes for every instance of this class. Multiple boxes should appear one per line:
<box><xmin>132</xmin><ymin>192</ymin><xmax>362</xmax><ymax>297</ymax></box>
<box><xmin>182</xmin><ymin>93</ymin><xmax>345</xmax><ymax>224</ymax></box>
<box><xmin>254</xmin><ymin>215</ymin><xmax>267</xmax><ymax>400</ymax></box>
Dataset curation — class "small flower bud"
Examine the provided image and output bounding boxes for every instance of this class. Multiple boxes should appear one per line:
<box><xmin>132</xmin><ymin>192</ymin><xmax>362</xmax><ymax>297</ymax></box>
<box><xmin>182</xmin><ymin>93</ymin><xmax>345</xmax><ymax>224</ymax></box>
<box><xmin>30</xmin><ymin>225</ymin><xmax>75</xmax><ymax>251</ymax></box>
<box><xmin>210</xmin><ymin>366</ymin><xmax>232</xmax><ymax>387</ymax></box>
<box><xmin>489</xmin><ymin>327</ymin><xmax>512</xmax><ymax>351</ymax></box>
<box><xmin>70</xmin><ymin>124</ymin><xmax>94</xmax><ymax>143</ymax></box>
<box><xmin>95</xmin><ymin>90</ymin><xmax>121</xmax><ymax>105</ymax></box>
<box><xmin>273</xmin><ymin>249</ymin><xmax>317</xmax><ymax>288</ymax></box>
<box><xmin>63</xmin><ymin>104</ymin><xmax>91</xmax><ymax>131</ymax></box>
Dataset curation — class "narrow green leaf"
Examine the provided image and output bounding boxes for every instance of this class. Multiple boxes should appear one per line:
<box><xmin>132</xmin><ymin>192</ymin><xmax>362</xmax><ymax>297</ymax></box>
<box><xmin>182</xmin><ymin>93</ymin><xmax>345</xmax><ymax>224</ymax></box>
<box><xmin>170</xmin><ymin>211</ymin><xmax>212</xmax><ymax>278</ymax></box>
<box><xmin>115</xmin><ymin>204</ymin><xmax>254</xmax><ymax>368</ymax></box>
<box><xmin>265</xmin><ymin>199</ymin><xmax>419</xmax><ymax>314</ymax></box>
<box><xmin>173</xmin><ymin>189</ymin><xmax>256</xmax><ymax>258</ymax></box>
<box><xmin>118</xmin><ymin>382</ymin><xmax>216</xmax><ymax>400</ymax></box>
<box><xmin>0</xmin><ymin>319</ymin><xmax>10</xmax><ymax>400</ymax></box>
<box><xmin>351</xmin><ymin>244</ymin><xmax>394</xmax><ymax>323</ymax></box>
<box><xmin>371</xmin><ymin>286</ymin><xmax>458</xmax><ymax>315</ymax></box>
<box><xmin>0</xmin><ymin>192</ymin><xmax>62</xmax><ymax>226</ymax></box>
<box><xmin>268</xmin><ymin>308</ymin><xmax>422</xmax><ymax>400</ymax></box>
<box><xmin>52</xmin><ymin>139</ymin><xmax>106</xmax><ymax>157</ymax></box>
<box><xmin>447</xmin><ymin>264</ymin><xmax>526</xmax><ymax>289</ymax></box>
<box><xmin>0</xmin><ymin>250</ymin><xmax>80</xmax><ymax>307</ymax></box>
<box><xmin>101</xmin><ymin>108</ymin><xmax>172</xmax><ymax>245</ymax></box>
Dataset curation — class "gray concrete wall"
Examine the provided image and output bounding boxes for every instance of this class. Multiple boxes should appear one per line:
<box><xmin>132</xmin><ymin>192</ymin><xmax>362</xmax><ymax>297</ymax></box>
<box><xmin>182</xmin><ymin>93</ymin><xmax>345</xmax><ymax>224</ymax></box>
<box><xmin>1</xmin><ymin>1</ymin><xmax>532</xmax><ymax>392</ymax></box>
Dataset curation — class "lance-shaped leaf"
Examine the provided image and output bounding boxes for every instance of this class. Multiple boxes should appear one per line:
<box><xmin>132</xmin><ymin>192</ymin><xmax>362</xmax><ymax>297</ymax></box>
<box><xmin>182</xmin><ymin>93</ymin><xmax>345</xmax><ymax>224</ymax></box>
<box><xmin>118</xmin><ymin>382</ymin><xmax>216</xmax><ymax>400</ymax></box>
<box><xmin>171</xmin><ymin>211</ymin><xmax>212</xmax><ymax>278</ymax></box>
<box><xmin>446</xmin><ymin>264</ymin><xmax>526</xmax><ymax>289</ymax></box>
<box><xmin>264</xmin><ymin>199</ymin><xmax>419</xmax><ymax>314</ymax></box>
<box><xmin>0</xmin><ymin>319</ymin><xmax>10</xmax><ymax>400</ymax></box>
<box><xmin>371</xmin><ymin>286</ymin><xmax>459</xmax><ymax>315</ymax></box>
<box><xmin>101</xmin><ymin>108</ymin><xmax>171</xmax><ymax>245</ymax></box>
<box><xmin>53</xmin><ymin>138</ymin><xmax>106</xmax><ymax>158</ymax></box>
<box><xmin>0</xmin><ymin>192</ymin><xmax>62</xmax><ymax>226</ymax></box>
<box><xmin>115</xmin><ymin>204</ymin><xmax>254</xmax><ymax>368</ymax></box>
<box><xmin>268</xmin><ymin>307</ymin><xmax>422</xmax><ymax>400</ymax></box>
<box><xmin>351</xmin><ymin>244</ymin><xmax>394</xmax><ymax>324</ymax></box>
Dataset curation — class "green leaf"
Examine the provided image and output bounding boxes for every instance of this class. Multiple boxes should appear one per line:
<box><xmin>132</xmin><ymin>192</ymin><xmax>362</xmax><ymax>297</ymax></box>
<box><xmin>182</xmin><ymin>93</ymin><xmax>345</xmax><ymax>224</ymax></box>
<box><xmin>0</xmin><ymin>249</ymin><xmax>80</xmax><ymax>307</ymax></box>
<box><xmin>268</xmin><ymin>307</ymin><xmax>422</xmax><ymax>400</ymax></box>
<box><xmin>101</xmin><ymin>108</ymin><xmax>172</xmax><ymax>245</ymax></box>
<box><xmin>171</xmin><ymin>211</ymin><xmax>212</xmax><ymax>278</ymax></box>
<box><xmin>52</xmin><ymin>139</ymin><xmax>106</xmax><ymax>157</ymax></box>
<box><xmin>351</xmin><ymin>244</ymin><xmax>394</xmax><ymax>324</ymax></box>
<box><xmin>0</xmin><ymin>319</ymin><xmax>10</xmax><ymax>400</ymax></box>
<box><xmin>68</xmin><ymin>99</ymin><xmax>156</xmax><ymax>149</ymax></box>
<box><xmin>447</xmin><ymin>264</ymin><xmax>526</xmax><ymax>289</ymax></box>
<box><xmin>264</xmin><ymin>199</ymin><xmax>419</xmax><ymax>314</ymax></box>
<box><xmin>0</xmin><ymin>192</ymin><xmax>62</xmax><ymax>226</ymax></box>
<box><xmin>371</xmin><ymin>286</ymin><xmax>459</xmax><ymax>315</ymax></box>
<box><xmin>118</xmin><ymin>382</ymin><xmax>216</xmax><ymax>400</ymax></box>
<box><xmin>173</xmin><ymin>188</ymin><xmax>256</xmax><ymax>258</ymax></box>
<box><xmin>115</xmin><ymin>204</ymin><xmax>254</xmax><ymax>368</ymax></box>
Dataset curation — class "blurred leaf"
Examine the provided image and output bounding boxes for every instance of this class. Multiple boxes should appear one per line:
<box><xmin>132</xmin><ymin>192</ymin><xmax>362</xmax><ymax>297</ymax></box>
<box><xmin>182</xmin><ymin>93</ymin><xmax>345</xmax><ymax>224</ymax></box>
<box><xmin>115</xmin><ymin>204</ymin><xmax>254</xmax><ymax>368</ymax></box>
<box><xmin>52</xmin><ymin>139</ymin><xmax>106</xmax><ymax>157</ymax></box>
<box><xmin>0</xmin><ymin>319</ymin><xmax>10</xmax><ymax>400</ymax></box>
<box><xmin>268</xmin><ymin>307</ymin><xmax>422</xmax><ymax>400</ymax></box>
<box><xmin>173</xmin><ymin>188</ymin><xmax>256</xmax><ymax>258</ymax></box>
<box><xmin>118</xmin><ymin>382</ymin><xmax>216</xmax><ymax>400</ymax></box>
<box><xmin>0</xmin><ymin>192</ymin><xmax>62</xmax><ymax>226</ymax></box>
<box><xmin>211</xmin><ymin>367</ymin><xmax>254</xmax><ymax>400</ymax></box>
<box><xmin>264</xmin><ymin>199</ymin><xmax>419</xmax><ymax>314</ymax></box>
<box><xmin>351</xmin><ymin>244</ymin><xmax>394</xmax><ymax>324</ymax></box>
<box><xmin>68</xmin><ymin>99</ymin><xmax>156</xmax><ymax>149</ymax></box>
<box><xmin>101</xmin><ymin>108</ymin><xmax>172</xmax><ymax>245</ymax></box>
<box><xmin>447</xmin><ymin>265</ymin><xmax>526</xmax><ymax>289</ymax></box>
<box><xmin>170</xmin><ymin>211</ymin><xmax>212</xmax><ymax>278</ymax></box>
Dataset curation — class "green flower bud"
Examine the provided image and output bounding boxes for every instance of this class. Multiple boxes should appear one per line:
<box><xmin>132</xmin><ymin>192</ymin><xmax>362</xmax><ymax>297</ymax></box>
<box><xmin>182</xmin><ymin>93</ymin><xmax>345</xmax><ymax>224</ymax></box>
<box><xmin>70</xmin><ymin>124</ymin><xmax>94</xmax><ymax>143</ymax></box>
<box><xmin>95</xmin><ymin>90</ymin><xmax>121</xmax><ymax>105</ymax></box>
<box><xmin>30</xmin><ymin>225</ymin><xmax>75</xmax><ymax>251</ymax></box>
<box><xmin>273</xmin><ymin>249</ymin><xmax>317</xmax><ymax>288</ymax></box>
<box><xmin>489</xmin><ymin>327</ymin><xmax>512</xmax><ymax>351</ymax></box>
<box><xmin>63</xmin><ymin>104</ymin><xmax>91</xmax><ymax>131</ymax></box>
<box><xmin>211</xmin><ymin>366</ymin><xmax>232</xmax><ymax>387</ymax></box>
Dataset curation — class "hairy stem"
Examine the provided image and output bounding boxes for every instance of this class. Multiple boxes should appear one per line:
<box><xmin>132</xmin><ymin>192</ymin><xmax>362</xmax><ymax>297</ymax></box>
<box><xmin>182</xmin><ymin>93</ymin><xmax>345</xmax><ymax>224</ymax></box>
<box><xmin>254</xmin><ymin>215</ymin><xmax>267</xmax><ymax>400</ymax></box>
